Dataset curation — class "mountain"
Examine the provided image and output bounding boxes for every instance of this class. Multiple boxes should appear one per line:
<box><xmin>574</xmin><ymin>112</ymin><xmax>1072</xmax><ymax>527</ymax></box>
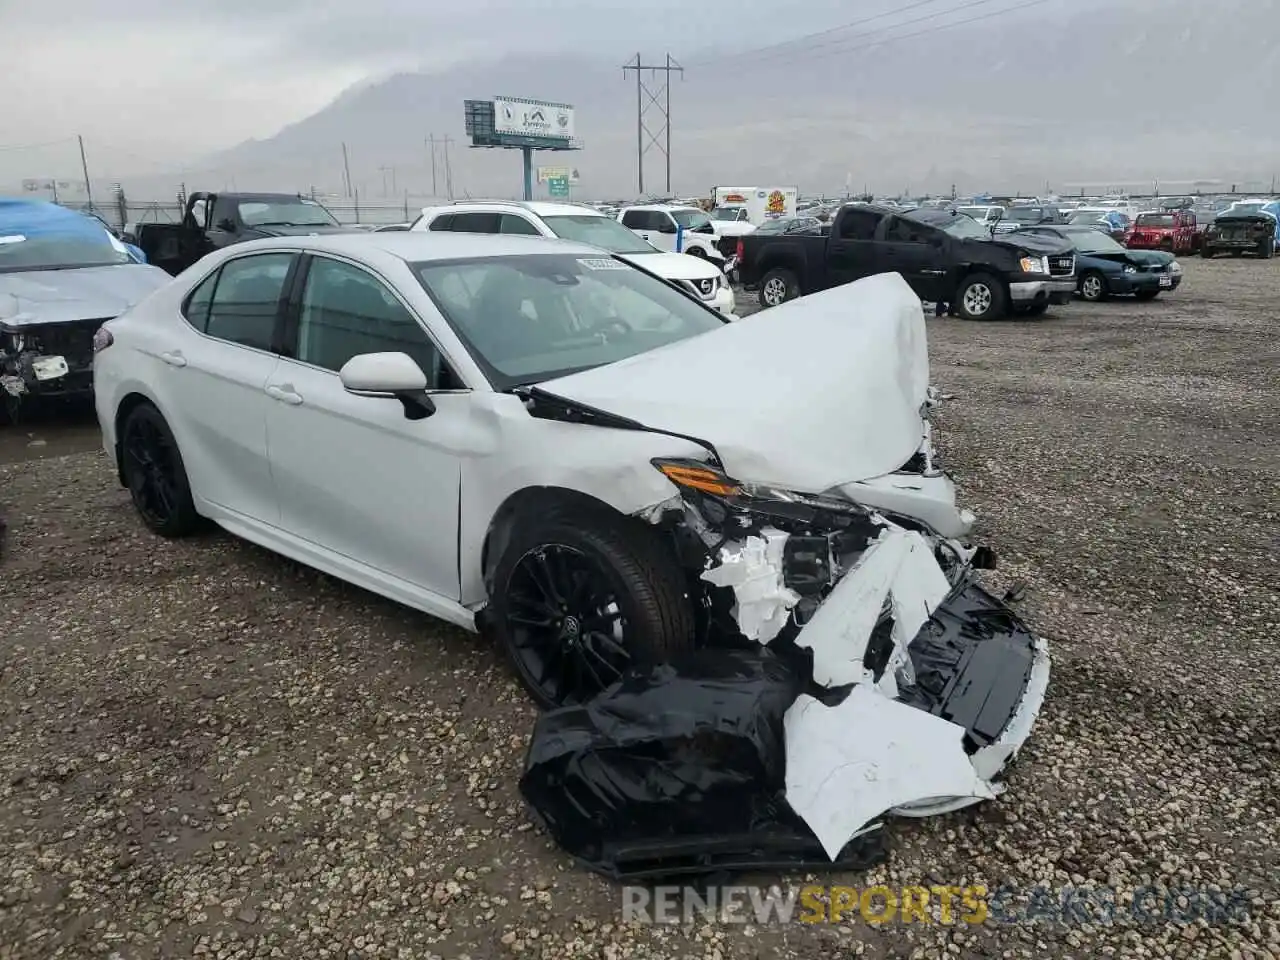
<box><xmin>127</xmin><ymin>0</ymin><xmax>1280</xmax><ymax>199</ymax></box>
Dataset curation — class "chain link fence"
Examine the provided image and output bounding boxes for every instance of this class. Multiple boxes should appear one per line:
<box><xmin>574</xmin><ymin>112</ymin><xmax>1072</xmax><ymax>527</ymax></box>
<box><xmin>55</xmin><ymin>193</ymin><xmax>443</xmax><ymax>232</ymax></box>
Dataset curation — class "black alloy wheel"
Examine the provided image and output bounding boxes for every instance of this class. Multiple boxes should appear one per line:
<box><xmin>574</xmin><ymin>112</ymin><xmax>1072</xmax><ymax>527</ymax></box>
<box><xmin>503</xmin><ymin>544</ymin><xmax>634</xmax><ymax>706</ymax></box>
<box><xmin>121</xmin><ymin>404</ymin><xmax>201</xmax><ymax>537</ymax></box>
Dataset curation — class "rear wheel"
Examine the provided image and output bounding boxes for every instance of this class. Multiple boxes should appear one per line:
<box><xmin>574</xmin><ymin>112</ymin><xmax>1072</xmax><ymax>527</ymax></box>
<box><xmin>490</xmin><ymin>507</ymin><xmax>696</xmax><ymax>709</ymax></box>
<box><xmin>759</xmin><ymin>267</ymin><xmax>799</xmax><ymax>308</ymax></box>
<box><xmin>120</xmin><ymin>402</ymin><xmax>202</xmax><ymax>537</ymax></box>
<box><xmin>1079</xmin><ymin>271</ymin><xmax>1107</xmax><ymax>302</ymax></box>
<box><xmin>955</xmin><ymin>273</ymin><xmax>1006</xmax><ymax>321</ymax></box>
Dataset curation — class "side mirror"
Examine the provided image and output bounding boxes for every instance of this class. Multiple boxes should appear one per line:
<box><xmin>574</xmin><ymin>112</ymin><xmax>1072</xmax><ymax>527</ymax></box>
<box><xmin>339</xmin><ymin>352</ymin><xmax>436</xmax><ymax>420</ymax></box>
<box><xmin>216</xmin><ymin>218</ymin><xmax>236</xmax><ymax>232</ymax></box>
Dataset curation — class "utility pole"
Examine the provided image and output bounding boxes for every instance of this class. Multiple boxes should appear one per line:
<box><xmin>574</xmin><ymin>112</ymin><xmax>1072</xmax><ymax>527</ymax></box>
<box><xmin>379</xmin><ymin>166</ymin><xmax>396</xmax><ymax>197</ymax></box>
<box><xmin>77</xmin><ymin>135</ymin><xmax>93</xmax><ymax>210</ymax></box>
<box><xmin>341</xmin><ymin>143</ymin><xmax>353</xmax><ymax>198</ymax></box>
<box><xmin>622</xmin><ymin>53</ymin><xmax>683</xmax><ymax>196</ymax></box>
<box><xmin>426</xmin><ymin>134</ymin><xmax>438</xmax><ymax>195</ymax></box>
<box><xmin>442</xmin><ymin>136</ymin><xmax>454</xmax><ymax>199</ymax></box>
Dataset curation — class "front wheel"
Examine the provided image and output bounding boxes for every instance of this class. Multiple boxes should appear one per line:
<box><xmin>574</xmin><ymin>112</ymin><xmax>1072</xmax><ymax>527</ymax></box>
<box><xmin>759</xmin><ymin>267</ymin><xmax>799</xmax><ymax>308</ymax></box>
<box><xmin>684</xmin><ymin>246</ymin><xmax>707</xmax><ymax>259</ymax></box>
<box><xmin>955</xmin><ymin>273</ymin><xmax>1006</xmax><ymax>320</ymax></box>
<box><xmin>1078</xmin><ymin>271</ymin><xmax>1107</xmax><ymax>302</ymax></box>
<box><xmin>120</xmin><ymin>402</ymin><xmax>202</xmax><ymax>537</ymax></box>
<box><xmin>490</xmin><ymin>508</ymin><xmax>696</xmax><ymax>709</ymax></box>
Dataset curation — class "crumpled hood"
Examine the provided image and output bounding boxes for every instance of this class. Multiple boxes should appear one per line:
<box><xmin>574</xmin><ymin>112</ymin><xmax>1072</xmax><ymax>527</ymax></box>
<box><xmin>244</xmin><ymin>224</ymin><xmax>356</xmax><ymax>239</ymax></box>
<box><xmin>0</xmin><ymin>263</ymin><xmax>171</xmax><ymax>328</ymax></box>
<box><xmin>538</xmin><ymin>272</ymin><xmax>929</xmax><ymax>492</ymax></box>
<box><xmin>618</xmin><ymin>250</ymin><xmax>725</xmax><ymax>280</ymax></box>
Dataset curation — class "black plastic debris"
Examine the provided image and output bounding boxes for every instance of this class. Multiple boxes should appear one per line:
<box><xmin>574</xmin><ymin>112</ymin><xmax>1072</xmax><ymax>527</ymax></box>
<box><xmin>896</xmin><ymin>582</ymin><xmax>1038</xmax><ymax>750</ymax></box>
<box><xmin>519</xmin><ymin>647</ymin><xmax>888</xmax><ymax>881</ymax></box>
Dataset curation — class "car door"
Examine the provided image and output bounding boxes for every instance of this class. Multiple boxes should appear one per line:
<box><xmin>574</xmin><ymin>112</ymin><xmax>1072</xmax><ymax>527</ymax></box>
<box><xmin>164</xmin><ymin>251</ymin><xmax>296</xmax><ymax>524</ymax></box>
<box><xmin>826</xmin><ymin>207</ymin><xmax>886</xmax><ymax>286</ymax></box>
<box><xmin>264</xmin><ymin>253</ymin><xmax>466</xmax><ymax>600</ymax></box>
<box><xmin>876</xmin><ymin>217</ymin><xmax>949</xmax><ymax>301</ymax></box>
<box><xmin>624</xmin><ymin>211</ymin><xmax>676</xmax><ymax>252</ymax></box>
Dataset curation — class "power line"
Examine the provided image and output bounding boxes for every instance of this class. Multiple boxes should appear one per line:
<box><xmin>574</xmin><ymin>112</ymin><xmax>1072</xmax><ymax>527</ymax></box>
<box><xmin>0</xmin><ymin>136</ymin><xmax>78</xmax><ymax>153</ymax></box>
<box><xmin>686</xmin><ymin>0</ymin><xmax>949</xmax><ymax>66</ymax></box>
<box><xmin>734</xmin><ymin>0</ymin><xmax>1058</xmax><ymax>69</ymax></box>
<box><xmin>695</xmin><ymin>0</ymin><xmax>1058</xmax><ymax>67</ymax></box>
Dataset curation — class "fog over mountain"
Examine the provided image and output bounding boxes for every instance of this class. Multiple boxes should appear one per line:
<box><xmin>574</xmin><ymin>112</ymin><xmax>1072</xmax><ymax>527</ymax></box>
<box><xmin>4</xmin><ymin>0</ymin><xmax>1277</xmax><ymax>200</ymax></box>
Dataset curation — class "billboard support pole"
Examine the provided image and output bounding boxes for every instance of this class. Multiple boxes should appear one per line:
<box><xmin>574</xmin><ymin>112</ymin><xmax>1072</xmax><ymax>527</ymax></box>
<box><xmin>522</xmin><ymin>147</ymin><xmax>534</xmax><ymax>201</ymax></box>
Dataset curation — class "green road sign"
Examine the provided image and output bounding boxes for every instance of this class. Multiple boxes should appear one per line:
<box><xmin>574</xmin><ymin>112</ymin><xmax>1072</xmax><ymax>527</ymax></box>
<box><xmin>547</xmin><ymin>176</ymin><xmax>569</xmax><ymax>197</ymax></box>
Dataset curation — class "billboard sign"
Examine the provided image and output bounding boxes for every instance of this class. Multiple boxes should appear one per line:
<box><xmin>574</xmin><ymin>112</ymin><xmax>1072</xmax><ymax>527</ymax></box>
<box><xmin>537</xmin><ymin>165</ymin><xmax>581</xmax><ymax>184</ymax></box>
<box><xmin>547</xmin><ymin>177</ymin><xmax>570</xmax><ymax>197</ymax></box>
<box><xmin>494</xmin><ymin>97</ymin><xmax>574</xmax><ymax>141</ymax></box>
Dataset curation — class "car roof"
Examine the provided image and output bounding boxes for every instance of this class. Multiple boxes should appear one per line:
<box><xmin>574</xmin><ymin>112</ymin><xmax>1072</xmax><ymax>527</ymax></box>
<box><xmin>429</xmin><ymin>200</ymin><xmax>604</xmax><ymax>219</ymax></box>
<box><xmin>228</xmin><ymin>231</ymin><xmax>606</xmax><ymax>262</ymax></box>
<box><xmin>623</xmin><ymin>204</ymin><xmax>701</xmax><ymax>211</ymax></box>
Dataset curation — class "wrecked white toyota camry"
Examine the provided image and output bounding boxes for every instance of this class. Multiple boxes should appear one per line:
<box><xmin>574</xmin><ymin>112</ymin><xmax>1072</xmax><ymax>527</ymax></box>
<box><xmin>96</xmin><ymin>233</ymin><xmax>1046</xmax><ymax>846</ymax></box>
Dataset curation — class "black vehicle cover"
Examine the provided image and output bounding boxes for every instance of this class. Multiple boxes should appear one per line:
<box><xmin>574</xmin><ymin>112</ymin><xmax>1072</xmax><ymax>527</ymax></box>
<box><xmin>519</xmin><ymin>647</ymin><xmax>888</xmax><ymax>881</ymax></box>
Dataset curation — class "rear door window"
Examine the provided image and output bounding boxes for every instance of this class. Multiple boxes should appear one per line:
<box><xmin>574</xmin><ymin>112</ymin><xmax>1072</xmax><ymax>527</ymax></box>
<box><xmin>203</xmin><ymin>253</ymin><xmax>294</xmax><ymax>351</ymax></box>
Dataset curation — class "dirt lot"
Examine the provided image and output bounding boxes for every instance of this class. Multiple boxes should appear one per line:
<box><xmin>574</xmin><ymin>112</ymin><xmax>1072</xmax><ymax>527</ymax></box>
<box><xmin>1</xmin><ymin>257</ymin><xmax>1277</xmax><ymax>959</ymax></box>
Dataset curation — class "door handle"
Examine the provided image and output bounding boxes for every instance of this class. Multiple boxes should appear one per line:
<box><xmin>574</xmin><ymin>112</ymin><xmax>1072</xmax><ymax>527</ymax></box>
<box><xmin>160</xmin><ymin>351</ymin><xmax>187</xmax><ymax>368</ymax></box>
<box><xmin>265</xmin><ymin>384</ymin><xmax>303</xmax><ymax>405</ymax></box>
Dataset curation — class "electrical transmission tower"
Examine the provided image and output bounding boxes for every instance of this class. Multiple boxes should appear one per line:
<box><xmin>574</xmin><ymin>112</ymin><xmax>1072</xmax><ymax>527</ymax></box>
<box><xmin>622</xmin><ymin>54</ymin><xmax>682</xmax><ymax>195</ymax></box>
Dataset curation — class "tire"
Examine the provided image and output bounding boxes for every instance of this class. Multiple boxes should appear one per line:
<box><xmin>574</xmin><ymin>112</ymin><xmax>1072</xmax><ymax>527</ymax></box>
<box><xmin>954</xmin><ymin>273</ymin><xmax>1006</xmax><ymax>320</ymax></box>
<box><xmin>759</xmin><ymin>267</ymin><xmax>800</xmax><ymax>308</ymax></box>
<box><xmin>1201</xmin><ymin>246</ymin><xmax>1215</xmax><ymax>259</ymax></box>
<box><xmin>1134</xmin><ymin>289</ymin><xmax>1160</xmax><ymax>301</ymax></box>
<box><xmin>685</xmin><ymin>246</ymin><xmax>707</xmax><ymax>259</ymax></box>
<box><xmin>119</xmin><ymin>402</ymin><xmax>202</xmax><ymax>538</ymax></box>
<box><xmin>1258</xmin><ymin>238</ymin><xmax>1275</xmax><ymax>259</ymax></box>
<box><xmin>489</xmin><ymin>506</ymin><xmax>696</xmax><ymax>709</ymax></box>
<box><xmin>1078</xmin><ymin>271</ymin><xmax>1107</xmax><ymax>302</ymax></box>
<box><xmin>1231</xmin><ymin>250</ymin><xmax>1243</xmax><ymax>258</ymax></box>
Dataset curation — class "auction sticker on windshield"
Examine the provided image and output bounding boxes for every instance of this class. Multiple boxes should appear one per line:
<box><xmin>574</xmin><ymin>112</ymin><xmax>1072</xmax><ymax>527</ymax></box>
<box><xmin>577</xmin><ymin>257</ymin><xmax>629</xmax><ymax>271</ymax></box>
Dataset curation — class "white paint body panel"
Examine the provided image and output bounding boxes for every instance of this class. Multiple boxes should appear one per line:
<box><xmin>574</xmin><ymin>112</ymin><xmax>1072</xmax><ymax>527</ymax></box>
<box><xmin>539</xmin><ymin>273</ymin><xmax>931</xmax><ymax>492</ymax></box>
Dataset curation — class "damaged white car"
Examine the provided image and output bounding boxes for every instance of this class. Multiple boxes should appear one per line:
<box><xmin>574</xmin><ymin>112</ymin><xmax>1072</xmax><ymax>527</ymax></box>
<box><xmin>95</xmin><ymin>233</ymin><xmax>1047</xmax><ymax>846</ymax></box>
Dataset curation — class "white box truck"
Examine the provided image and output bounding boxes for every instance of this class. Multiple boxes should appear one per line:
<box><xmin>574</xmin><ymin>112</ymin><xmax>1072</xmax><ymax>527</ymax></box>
<box><xmin>710</xmin><ymin>186</ymin><xmax>800</xmax><ymax>228</ymax></box>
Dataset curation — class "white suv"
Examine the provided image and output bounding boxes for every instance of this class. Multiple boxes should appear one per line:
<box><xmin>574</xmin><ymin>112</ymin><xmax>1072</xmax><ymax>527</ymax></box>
<box><xmin>411</xmin><ymin>201</ymin><xmax>736</xmax><ymax>316</ymax></box>
<box><xmin>617</xmin><ymin>205</ymin><xmax>732</xmax><ymax>263</ymax></box>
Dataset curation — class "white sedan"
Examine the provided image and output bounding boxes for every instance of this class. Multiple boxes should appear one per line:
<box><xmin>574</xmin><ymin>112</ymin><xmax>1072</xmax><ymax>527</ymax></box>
<box><xmin>92</xmin><ymin>233</ymin><xmax>1045</xmax><ymax>820</ymax></box>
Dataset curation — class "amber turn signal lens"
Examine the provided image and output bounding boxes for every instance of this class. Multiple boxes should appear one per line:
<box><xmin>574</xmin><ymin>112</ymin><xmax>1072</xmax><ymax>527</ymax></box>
<box><xmin>654</xmin><ymin>461</ymin><xmax>742</xmax><ymax>497</ymax></box>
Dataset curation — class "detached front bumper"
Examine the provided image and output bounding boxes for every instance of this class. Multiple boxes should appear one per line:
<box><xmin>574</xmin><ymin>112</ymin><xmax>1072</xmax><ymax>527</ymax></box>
<box><xmin>1008</xmin><ymin>277</ymin><xmax>1075</xmax><ymax>306</ymax></box>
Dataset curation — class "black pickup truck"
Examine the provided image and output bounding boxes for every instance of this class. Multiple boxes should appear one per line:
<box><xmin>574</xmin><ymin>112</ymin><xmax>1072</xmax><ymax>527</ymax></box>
<box><xmin>736</xmin><ymin>204</ymin><xmax>1077</xmax><ymax>320</ymax></box>
<box><xmin>125</xmin><ymin>192</ymin><xmax>351</xmax><ymax>275</ymax></box>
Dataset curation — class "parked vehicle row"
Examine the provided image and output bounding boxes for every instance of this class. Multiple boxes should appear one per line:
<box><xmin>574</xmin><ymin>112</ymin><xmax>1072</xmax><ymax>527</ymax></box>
<box><xmin>736</xmin><ymin>204</ymin><xmax>1077</xmax><ymax>320</ymax></box>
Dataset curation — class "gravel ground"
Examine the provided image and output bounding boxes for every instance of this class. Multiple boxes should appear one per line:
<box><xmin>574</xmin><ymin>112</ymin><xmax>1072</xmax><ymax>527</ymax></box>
<box><xmin>1</xmin><ymin>257</ymin><xmax>1277</xmax><ymax>959</ymax></box>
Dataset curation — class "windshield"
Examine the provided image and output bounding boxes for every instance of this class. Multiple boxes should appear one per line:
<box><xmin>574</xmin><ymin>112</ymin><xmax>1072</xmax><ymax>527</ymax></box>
<box><xmin>238</xmin><ymin>199</ymin><xmax>340</xmax><ymax>228</ymax></box>
<box><xmin>541</xmin><ymin>214</ymin><xmax>656</xmax><ymax>254</ymax></box>
<box><xmin>1135</xmin><ymin>214</ymin><xmax>1175</xmax><ymax>227</ymax></box>
<box><xmin>957</xmin><ymin>206</ymin><xmax>992</xmax><ymax>220</ymax></box>
<box><xmin>1068</xmin><ymin>210</ymin><xmax>1106</xmax><ymax>224</ymax></box>
<box><xmin>1006</xmin><ymin>207</ymin><xmax>1047</xmax><ymax>222</ymax></box>
<box><xmin>414</xmin><ymin>253</ymin><xmax>725</xmax><ymax>389</ymax></box>
<box><xmin>671</xmin><ymin>209</ymin><xmax>712</xmax><ymax>229</ymax></box>
<box><xmin>1064</xmin><ymin>230</ymin><xmax>1125</xmax><ymax>254</ymax></box>
<box><xmin>1223</xmin><ymin>203</ymin><xmax>1264</xmax><ymax>217</ymax></box>
<box><xmin>710</xmin><ymin>207</ymin><xmax>745</xmax><ymax>221</ymax></box>
<box><xmin>0</xmin><ymin>224</ymin><xmax>130</xmax><ymax>273</ymax></box>
<box><xmin>935</xmin><ymin>214</ymin><xmax>992</xmax><ymax>239</ymax></box>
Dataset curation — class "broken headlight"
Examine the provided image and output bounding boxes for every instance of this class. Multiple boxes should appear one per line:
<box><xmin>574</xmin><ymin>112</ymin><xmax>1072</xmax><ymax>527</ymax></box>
<box><xmin>652</xmin><ymin>458</ymin><xmax>867</xmax><ymax>518</ymax></box>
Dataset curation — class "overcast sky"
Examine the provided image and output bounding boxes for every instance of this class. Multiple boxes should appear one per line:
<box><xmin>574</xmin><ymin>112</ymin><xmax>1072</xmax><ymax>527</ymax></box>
<box><xmin>0</xmin><ymin>0</ymin><xmax>868</xmax><ymax>178</ymax></box>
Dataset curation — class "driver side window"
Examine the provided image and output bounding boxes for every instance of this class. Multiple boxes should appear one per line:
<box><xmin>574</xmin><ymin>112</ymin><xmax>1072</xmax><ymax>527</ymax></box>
<box><xmin>295</xmin><ymin>257</ymin><xmax>452</xmax><ymax>387</ymax></box>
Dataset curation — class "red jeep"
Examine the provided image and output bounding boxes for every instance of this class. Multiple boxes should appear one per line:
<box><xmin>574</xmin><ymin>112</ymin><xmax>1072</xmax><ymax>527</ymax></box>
<box><xmin>1126</xmin><ymin>210</ymin><xmax>1196</xmax><ymax>254</ymax></box>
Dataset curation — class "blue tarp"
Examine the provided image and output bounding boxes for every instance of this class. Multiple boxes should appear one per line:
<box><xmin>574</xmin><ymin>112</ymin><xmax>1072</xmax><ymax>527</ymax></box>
<box><xmin>0</xmin><ymin>197</ymin><xmax>146</xmax><ymax>262</ymax></box>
